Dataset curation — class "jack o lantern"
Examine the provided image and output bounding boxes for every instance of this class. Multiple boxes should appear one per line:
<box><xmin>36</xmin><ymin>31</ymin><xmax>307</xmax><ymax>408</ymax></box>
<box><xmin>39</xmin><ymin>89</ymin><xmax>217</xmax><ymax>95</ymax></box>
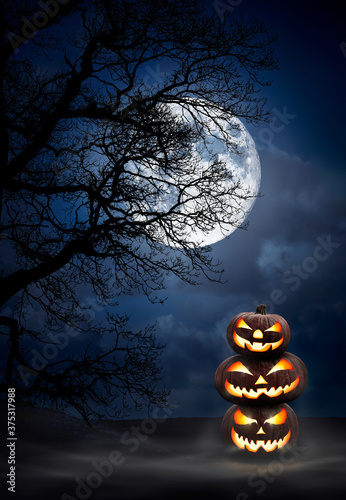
<box><xmin>214</xmin><ymin>352</ymin><xmax>308</xmax><ymax>405</ymax></box>
<box><xmin>222</xmin><ymin>404</ymin><xmax>299</xmax><ymax>453</ymax></box>
<box><xmin>227</xmin><ymin>304</ymin><xmax>290</xmax><ymax>357</ymax></box>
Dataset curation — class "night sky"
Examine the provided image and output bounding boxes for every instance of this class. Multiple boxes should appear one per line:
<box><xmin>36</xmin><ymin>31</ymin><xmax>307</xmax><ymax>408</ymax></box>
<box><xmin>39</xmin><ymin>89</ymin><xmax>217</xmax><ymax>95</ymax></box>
<box><xmin>2</xmin><ymin>0</ymin><xmax>346</xmax><ymax>422</ymax></box>
<box><xmin>2</xmin><ymin>4</ymin><xmax>346</xmax><ymax>500</ymax></box>
<box><xmin>116</xmin><ymin>0</ymin><xmax>346</xmax><ymax>419</ymax></box>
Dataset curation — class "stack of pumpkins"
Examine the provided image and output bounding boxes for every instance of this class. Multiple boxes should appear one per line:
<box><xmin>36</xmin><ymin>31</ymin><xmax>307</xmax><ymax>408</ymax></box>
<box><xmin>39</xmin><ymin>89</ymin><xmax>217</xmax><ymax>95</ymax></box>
<box><xmin>214</xmin><ymin>304</ymin><xmax>308</xmax><ymax>453</ymax></box>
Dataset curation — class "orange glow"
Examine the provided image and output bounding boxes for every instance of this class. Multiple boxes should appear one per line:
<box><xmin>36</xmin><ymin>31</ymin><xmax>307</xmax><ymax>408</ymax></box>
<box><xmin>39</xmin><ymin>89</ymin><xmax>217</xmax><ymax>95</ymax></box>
<box><xmin>234</xmin><ymin>409</ymin><xmax>257</xmax><ymax>425</ymax></box>
<box><xmin>256</xmin><ymin>426</ymin><xmax>266</xmax><ymax>434</ymax></box>
<box><xmin>236</xmin><ymin>318</ymin><xmax>252</xmax><ymax>330</ymax></box>
<box><xmin>231</xmin><ymin>427</ymin><xmax>292</xmax><ymax>452</ymax></box>
<box><xmin>233</xmin><ymin>331</ymin><xmax>284</xmax><ymax>352</ymax></box>
<box><xmin>264</xmin><ymin>321</ymin><xmax>282</xmax><ymax>333</ymax></box>
<box><xmin>264</xmin><ymin>408</ymin><xmax>287</xmax><ymax>425</ymax></box>
<box><xmin>253</xmin><ymin>329</ymin><xmax>263</xmax><ymax>339</ymax></box>
<box><xmin>284</xmin><ymin>375</ymin><xmax>299</xmax><ymax>393</ymax></box>
<box><xmin>266</xmin><ymin>358</ymin><xmax>294</xmax><ymax>375</ymax></box>
<box><xmin>227</xmin><ymin>361</ymin><xmax>253</xmax><ymax>375</ymax></box>
<box><xmin>231</xmin><ymin>427</ymin><xmax>245</xmax><ymax>450</ymax></box>
<box><xmin>254</xmin><ymin>375</ymin><xmax>268</xmax><ymax>385</ymax></box>
<box><xmin>225</xmin><ymin>375</ymin><xmax>299</xmax><ymax>399</ymax></box>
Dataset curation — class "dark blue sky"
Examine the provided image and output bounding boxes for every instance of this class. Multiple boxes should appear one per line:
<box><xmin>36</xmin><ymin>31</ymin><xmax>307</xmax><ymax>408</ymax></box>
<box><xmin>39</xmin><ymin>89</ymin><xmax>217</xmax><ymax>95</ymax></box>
<box><xmin>118</xmin><ymin>0</ymin><xmax>346</xmax><ymax>418</ymax></box>
<box><xmin>2</xmin><ymin>0</ymin><xmax>345</xmax><ymax>421</ymax></box>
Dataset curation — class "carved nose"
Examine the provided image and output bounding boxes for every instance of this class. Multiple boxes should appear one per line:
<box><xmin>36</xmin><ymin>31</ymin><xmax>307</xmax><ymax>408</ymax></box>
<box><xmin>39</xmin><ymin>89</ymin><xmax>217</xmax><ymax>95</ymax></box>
<box><xmin>255</xmin><ymin>375</ymin><xmax>268</xmax><ymax>385</ymax></box>
<box><xmin>253</xmin><ymin>329</ymin><xmax>263</xmax><ymax>339</ymax></box>
<box><xmin>257</xmin><ymin>427</ymin><xmax>266</xmax><ymax>435</ymax></box>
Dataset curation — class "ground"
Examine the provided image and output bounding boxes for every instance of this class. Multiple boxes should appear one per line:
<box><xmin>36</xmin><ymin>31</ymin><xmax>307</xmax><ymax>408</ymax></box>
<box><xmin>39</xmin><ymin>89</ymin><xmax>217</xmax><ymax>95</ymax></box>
<box><xmin>1</xmin><ymin>404</ymin><xmax>346</xmax><ymax>500</ymax></box>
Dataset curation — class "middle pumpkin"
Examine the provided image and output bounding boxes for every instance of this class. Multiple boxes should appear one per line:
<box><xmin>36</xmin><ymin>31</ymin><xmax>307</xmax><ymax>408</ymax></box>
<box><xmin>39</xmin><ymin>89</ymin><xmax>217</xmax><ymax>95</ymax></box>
<box><xmin>214</xmin><ymin>352</ymin><xmax>308</xmax><ymax>405</ymax></box>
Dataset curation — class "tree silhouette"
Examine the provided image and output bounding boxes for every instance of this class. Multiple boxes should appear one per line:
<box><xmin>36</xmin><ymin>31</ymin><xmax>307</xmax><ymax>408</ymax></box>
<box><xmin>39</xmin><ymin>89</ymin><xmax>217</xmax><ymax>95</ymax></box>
<box><xmin>0</xmin><ymin>0</ymin><xmax>278</xmax><ymax>421</ymax></box>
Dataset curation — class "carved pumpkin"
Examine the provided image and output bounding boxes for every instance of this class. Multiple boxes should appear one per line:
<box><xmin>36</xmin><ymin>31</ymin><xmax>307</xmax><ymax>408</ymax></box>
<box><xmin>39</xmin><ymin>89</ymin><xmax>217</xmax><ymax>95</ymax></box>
<box><xmin>214</xmin><ymin>352</ymin><xmax>308</xmax><ymax>405</ymax></box>
<box><xmin>227</xmin><ymin>304</ymin><xmax>290</xmax><ymax>357</ymax></box>
<box><xmin>222</xmin><ymin>404</ymin><xmax>299</xmax><ymax>453</ymax></box>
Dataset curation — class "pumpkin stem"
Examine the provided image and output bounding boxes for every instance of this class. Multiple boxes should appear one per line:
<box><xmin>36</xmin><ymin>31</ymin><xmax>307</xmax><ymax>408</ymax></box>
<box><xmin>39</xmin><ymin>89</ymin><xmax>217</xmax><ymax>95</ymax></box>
<box><xmin>256</xmin><ymin>304</ymin><xmax>267</xmax><ymax>315</ymax></box>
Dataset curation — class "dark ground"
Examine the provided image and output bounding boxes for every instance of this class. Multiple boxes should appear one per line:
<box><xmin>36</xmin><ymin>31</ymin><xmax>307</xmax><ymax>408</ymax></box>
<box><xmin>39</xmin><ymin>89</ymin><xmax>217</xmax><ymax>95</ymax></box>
<box><xmin>1</xmin><ymin>404</ymin><xmax>346</xmax><ymax>500</ymax></box>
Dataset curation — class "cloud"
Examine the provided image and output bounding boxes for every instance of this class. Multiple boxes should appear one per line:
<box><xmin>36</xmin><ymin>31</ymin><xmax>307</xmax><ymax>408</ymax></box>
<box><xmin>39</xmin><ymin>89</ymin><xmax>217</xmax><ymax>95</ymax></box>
<box><xmin>256</xmin><ymin>239</ymin><xmax>311</xmax><ymax>278</ymax></box>
<box><xmin>145</xmin><ymin>144</ymin><xmax>345</xmax><ymax>417</ymax></box>
<box><xmin>154</xmin><ymin>312</ymin><xmax>233</xmax><ymax>415</ymax></box>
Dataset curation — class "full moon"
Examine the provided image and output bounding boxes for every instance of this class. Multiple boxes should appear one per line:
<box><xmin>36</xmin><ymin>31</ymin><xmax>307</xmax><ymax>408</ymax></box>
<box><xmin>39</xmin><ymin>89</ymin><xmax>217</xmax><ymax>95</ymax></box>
<box><xmin>130</xmin><ymin>100</ymin><xmax>261</xmax><ymax>247</ymax></box>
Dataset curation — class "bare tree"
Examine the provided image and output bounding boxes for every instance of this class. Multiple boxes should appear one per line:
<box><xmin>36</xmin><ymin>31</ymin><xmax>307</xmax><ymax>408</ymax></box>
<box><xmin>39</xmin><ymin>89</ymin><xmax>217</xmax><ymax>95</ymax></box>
<box><xmin>0</xmin><ymin>0</ymin><xmax>278</xmax><ymax>421</ymax></box>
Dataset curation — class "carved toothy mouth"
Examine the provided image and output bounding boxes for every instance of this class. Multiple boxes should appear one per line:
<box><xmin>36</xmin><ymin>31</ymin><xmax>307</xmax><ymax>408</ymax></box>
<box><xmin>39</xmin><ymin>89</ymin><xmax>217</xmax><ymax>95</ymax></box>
<box><xmin>225</xmin><ymin>377</ymin><xmax>300</xmax><ymax>399</ymax></box>
<box><xmin>233</xmin><ymin>331</ymin><xmax>284</xmax><ymax>352</ymax></box>
<box><xmin>231</xmin><ymin>427</ymin><xmax>291</xmax><ymax>452</ymax></box>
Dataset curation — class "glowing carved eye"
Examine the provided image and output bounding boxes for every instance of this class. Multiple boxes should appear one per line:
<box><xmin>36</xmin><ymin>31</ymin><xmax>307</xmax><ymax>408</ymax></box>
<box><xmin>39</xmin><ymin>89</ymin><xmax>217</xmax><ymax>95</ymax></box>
<box><xmin>234</xmin><ymin>409</ymin><xmax>257</xmax><ymax>425</ymax></box>
<box><xmin>227</xmin><ymin>361</ymin><xmax>253</xmax><ymax>375</ymax></box>
<box><xmin>236</xmin><ymin>318</ymin><xmax>253</xmax><ymax>330</ymax></box>
<box><xmin>264</xmin><ymin>408</ymin><xmax>287</xmax><ymax>425</ymax></box>
<box><xmin>264</xmin><ymin>321</ymin><xmax>282</xmax><ymax>333</ymax></box>
<box><xmin>266</xmin><ymin>359</ymin><xmax>294</xmax><ymax>375</ymax></box>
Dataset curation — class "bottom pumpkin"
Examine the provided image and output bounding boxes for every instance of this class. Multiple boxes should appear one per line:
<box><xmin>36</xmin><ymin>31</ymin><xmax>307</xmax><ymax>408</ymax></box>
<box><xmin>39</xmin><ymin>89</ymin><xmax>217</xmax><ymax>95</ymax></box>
<box><xmin>222</xmin><ymin>403</ymin><xmax>299</xmax><ymax>453</ymax></box>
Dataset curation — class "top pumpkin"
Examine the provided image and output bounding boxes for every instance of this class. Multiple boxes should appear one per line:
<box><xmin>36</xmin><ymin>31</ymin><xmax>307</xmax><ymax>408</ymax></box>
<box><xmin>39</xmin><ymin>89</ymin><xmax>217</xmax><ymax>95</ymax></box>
<box><xmin>227</xmin><ymin>305</ymin><xmax>290</xmax><ymax>357</ymax></box>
